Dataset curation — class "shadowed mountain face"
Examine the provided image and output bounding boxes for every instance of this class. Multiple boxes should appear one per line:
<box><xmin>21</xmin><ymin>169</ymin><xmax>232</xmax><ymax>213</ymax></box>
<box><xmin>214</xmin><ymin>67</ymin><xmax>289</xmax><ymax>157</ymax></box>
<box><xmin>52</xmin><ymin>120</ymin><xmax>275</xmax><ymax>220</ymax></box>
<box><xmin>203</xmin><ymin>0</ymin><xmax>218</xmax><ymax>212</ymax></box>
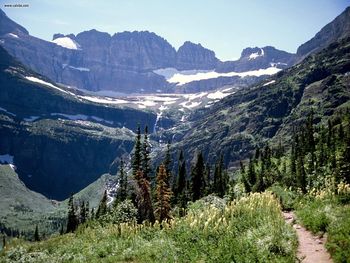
<box><xmin>297</xmin><ymin>6</ymin><xmax>350</xmax><ymax>59</ymax></box>
<box><xmin>0</xmin><ymin>46</ymin><xmax>169</xmax><ymax>200</ymax></box>
<box><xmin>0</xmin><ymin>9</ymin><xmax>297</xmax><ymax>94</ymax></box>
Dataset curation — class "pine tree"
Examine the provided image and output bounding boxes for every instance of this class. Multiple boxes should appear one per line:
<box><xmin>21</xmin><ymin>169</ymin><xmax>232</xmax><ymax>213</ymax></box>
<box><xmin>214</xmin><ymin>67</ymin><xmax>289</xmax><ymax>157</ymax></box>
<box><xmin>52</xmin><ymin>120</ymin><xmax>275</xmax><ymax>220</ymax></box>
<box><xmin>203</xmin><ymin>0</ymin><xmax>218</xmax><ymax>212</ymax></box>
<box><xmin>135</xmin><ymin>170</ymin><xmax>155</xmax><ymax>223</ymax></box>
<box><xmin>246</xmin><ymin>157</ymin><xmax>256</xmax><ymax>190</ymax></box>
<box><xmin>337</xmin><ymin>132</ymin><xmax>350</xmax><ymax>183</ymax></box>
<box><xmin>191</xmin><ymin>152</ymin><xmax>205</xmax><ymax>201</ymax></box>
<box><xmin>177</xmin><ymin>151</ymin><xmax>188</xmax><ymax>214</ymax></box>
<box><xmin>132</xmin><ymin>125</ymin><xmax>142</xmax><ymax>177</ymax></box>
<box><xmin>2</xmin><ymin>235</ymin><xmax>6</xmax><ymax>248</ymax></box>
<box><xmin>85</xmin><ymin>201</ymin><xmax>90</xmax><ymax>220</ymax></box>
<box><xmin>288</xmin><ymin>132</ymin><xmax>298</xmax><ymax>188</ymax></box>
<box><xmin>155</xmin><ymin>164</ymin><xmax>172</xmax><ymax>223</ymax></box>
<box><xmin>34</xmin><ymin>225</ymin><xmax>40</xmax><ymax>241</ymax></box>
<box><xmin>79</xmin><ymin>201</ymin><xmax>87</xmax><ymax>224</ymax></box>
<box><xmin>174</xmin><ymin>150</ymin><xmax>185</xmax><ymax>202</ymax></box>
<box><xmin>66</xmin><ymin>195</ymin><xmax>78</xmax><ymax>233</ymax></box>
<box><xmin>204</xmin><ymin>164</ymin><xmax>211</xmax><ymax>195</ymax></box>
<box><xmin>142</xmin><ymin>126</ymin><xmax>151</xmax><ymax>181</ymax></box>
<box><xmin>96</xmin><ymin>190</ymin><xmax>108</xmax><ymax>218</ymax></box>
<box><xmin>297</xmin><ymin>155</ymin><xmax>307</xmax><ymax>194</ymax></box>
<box><xmin>241</xmin><ymin>164</ymin><xmax>251</xmax><ymax>192</ymax></box>
<box><xmin>213</xmin><ymin>155</ymin><xmax>224</xmax><ymax>197</ymax></box>
<box><xmin>164</xmin><ymin>141</ymin><xmax>172</xmax><ymax>185</ymax></box>
<box><xmin>253</xmin><ymin>165</ymin><xmax>265</xmax><ymax>193</ymax></box>
<box><xmin>117</xmin><ymin>159</ymin><xmax>128</xmax><ymax>202</ymax></box>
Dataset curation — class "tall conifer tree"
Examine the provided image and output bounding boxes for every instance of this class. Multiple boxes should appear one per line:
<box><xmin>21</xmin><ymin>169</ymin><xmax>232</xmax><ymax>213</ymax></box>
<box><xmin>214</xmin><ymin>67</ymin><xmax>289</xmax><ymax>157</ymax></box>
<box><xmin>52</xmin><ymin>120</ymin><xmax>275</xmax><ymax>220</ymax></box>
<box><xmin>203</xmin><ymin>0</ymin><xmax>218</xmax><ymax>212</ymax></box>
<box><xmin>191</xmin><ymin>152</ymin><xmax>205</xmax><ymax>201</ymax></box>
<box><xmin>155</xmin><ymin>164</ymin><xmax>172</xmax><ymax>223</ymax></box>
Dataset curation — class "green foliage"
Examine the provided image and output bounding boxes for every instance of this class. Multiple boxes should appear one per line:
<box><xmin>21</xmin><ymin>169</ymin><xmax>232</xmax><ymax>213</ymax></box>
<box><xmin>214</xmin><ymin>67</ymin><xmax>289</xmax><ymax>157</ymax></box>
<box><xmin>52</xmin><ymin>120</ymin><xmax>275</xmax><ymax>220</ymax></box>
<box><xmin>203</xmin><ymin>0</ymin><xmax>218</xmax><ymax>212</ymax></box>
<box><xmin>296</xmin><ymin>198</ymin><xmax>331</xmax><ymax>233</ymax></box>
<box><xmin>98</xmin><ymin>200</ymin><xmax>137</xmax><ymax>225</ymax></box>
<box><xmin>269</xmin><ymin>184</ymin><xmax>301</xmax><ymax>211</ymax></box>
<box><xmin>326</xmin><ymin>207</ymin><xmax>350</xmax><ymax>263</ymax></box>
<box><xmin>295</xmin><ymin>194</ymin><xmax>350</xmax><ymax>263</ymax></box>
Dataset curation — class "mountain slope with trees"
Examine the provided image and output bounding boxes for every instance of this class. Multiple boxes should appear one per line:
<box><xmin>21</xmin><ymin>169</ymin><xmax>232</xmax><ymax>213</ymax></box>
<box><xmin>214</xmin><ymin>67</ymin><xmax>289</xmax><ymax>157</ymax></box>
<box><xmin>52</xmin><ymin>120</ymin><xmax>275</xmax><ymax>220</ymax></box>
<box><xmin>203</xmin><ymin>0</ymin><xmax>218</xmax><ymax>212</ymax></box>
<box><xmin>172</xmin><ymin>36</ymin><xmax>350</xmax><ymax>167</ymax></box>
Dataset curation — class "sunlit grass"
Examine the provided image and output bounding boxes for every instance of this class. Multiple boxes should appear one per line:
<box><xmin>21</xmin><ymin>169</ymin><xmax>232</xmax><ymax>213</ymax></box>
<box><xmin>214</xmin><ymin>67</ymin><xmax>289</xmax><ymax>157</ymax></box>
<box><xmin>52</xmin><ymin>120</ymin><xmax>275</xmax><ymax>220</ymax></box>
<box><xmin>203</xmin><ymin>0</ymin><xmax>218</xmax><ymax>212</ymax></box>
<box><xmin>1</xmin><ymin>192</ymin><xmax>297</xmax><ymax>263</ymax></box>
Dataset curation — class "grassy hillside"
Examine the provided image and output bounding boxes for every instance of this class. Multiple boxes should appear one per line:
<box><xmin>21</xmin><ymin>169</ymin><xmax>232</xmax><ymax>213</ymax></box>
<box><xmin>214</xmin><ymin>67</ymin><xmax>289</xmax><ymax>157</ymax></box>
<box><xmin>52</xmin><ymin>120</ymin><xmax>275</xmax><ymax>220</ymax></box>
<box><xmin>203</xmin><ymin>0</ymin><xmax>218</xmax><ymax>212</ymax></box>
<box><xmin>0</xmin><ymin>164</ymin><xmax>64</xmax><ymax>239</ymax></box>
<box><xmin>0</xmin><ymin>158</ymin><xmax>120</xmax><ymax>234</ymax></box>
<box><xmin>0</xmin><ymin>193</ymin><xmax>297</xmax><ymax>263</ymax></box>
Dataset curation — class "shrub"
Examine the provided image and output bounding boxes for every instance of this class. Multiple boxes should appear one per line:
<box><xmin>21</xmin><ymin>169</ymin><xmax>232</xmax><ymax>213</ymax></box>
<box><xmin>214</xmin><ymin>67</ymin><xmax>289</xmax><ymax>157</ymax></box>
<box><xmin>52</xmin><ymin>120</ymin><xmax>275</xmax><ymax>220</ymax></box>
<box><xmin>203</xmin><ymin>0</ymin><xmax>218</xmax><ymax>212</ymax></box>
<box><xmin>326</xmin><ymin>206</ymin><xmax>350</xmax><ymax>263</ymax></box>
<box><xmin>295</xmin><ymin>198</ymin><xmax>331</xmax><ymax>233</ymax></box>
<box><xmin>269</xmin><ymin>184</ymin><xmax>301</xmax><ymax>210</ymax></box>
<box><xmin>99</xmin><ymin>200</ymin><xmax>137</xmax><ymax>225</ymax></box>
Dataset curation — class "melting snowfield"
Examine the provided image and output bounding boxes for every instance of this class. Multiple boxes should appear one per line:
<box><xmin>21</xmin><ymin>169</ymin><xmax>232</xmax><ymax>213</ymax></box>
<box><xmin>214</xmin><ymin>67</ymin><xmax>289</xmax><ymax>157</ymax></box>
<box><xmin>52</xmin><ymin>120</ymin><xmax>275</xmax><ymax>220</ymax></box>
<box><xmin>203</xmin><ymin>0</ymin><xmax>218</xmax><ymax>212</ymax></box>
<box><xmin>154</xmin><ymin>67</ymin><xmax>281</xmax><ymax>85</ymax></box>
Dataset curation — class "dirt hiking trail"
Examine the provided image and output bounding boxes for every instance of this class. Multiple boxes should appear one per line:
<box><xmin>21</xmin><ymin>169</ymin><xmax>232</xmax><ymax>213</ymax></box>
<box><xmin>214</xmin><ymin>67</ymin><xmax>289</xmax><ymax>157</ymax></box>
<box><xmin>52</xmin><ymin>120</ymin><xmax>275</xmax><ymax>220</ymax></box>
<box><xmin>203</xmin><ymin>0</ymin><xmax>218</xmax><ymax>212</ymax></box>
<box><xmin>283</xmin><ymin>211</ymin><xmax>333</xmax><ymax>263</ymax></box>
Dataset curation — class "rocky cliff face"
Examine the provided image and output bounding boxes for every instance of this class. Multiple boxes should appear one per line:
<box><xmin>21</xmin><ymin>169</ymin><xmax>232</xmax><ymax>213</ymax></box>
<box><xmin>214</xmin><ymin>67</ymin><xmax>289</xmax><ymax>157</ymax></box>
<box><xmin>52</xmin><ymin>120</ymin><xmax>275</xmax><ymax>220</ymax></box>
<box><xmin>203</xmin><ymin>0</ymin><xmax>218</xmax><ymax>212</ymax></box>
<box><xmin>0</xmin><ymin>9</ymin><xmax>28</xmax><ymax>35</ymax></box>
<box><xmin>0</xmin><ymin>9</ymin><xmax>298</xmax><ymax>94</ymax></box>
<box><xmin>176</xmin><ymin>41</ymin><xmax>219</xmax><ymax>70</ymax></box>
<box><xmin>297</xmin><ymin>6</ymin><xmax>350</xmax><ymax>58</ymax></box>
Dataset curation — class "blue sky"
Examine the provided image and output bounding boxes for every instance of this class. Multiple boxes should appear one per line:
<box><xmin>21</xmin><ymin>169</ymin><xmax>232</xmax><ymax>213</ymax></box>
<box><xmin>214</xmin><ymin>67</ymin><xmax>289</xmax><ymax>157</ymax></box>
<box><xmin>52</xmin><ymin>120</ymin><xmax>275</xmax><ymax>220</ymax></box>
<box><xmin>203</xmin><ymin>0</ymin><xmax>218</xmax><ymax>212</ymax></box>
<box><xmin>2</xmin><ymin>0</ymin><xmax>350</xmax><ymax>60</ymax></box>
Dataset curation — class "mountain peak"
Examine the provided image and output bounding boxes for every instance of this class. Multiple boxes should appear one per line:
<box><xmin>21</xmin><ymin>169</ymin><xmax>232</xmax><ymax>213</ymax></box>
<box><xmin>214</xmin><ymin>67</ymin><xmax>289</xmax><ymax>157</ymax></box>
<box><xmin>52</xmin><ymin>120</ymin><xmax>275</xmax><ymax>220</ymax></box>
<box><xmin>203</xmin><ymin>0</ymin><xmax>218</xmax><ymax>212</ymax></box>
<box><xmin>240</xmin><ymin>47</ymin><xmax>264</xmax><ymax>60</ymax></box>
<box><xmin>0</xmin><ymin>8</ymin><xmax>29</xmax><ymax>35</ymax></box>
<box><xmin>52</xmin><ymin>33</ymin><xmax>76</xmax><ymax>41</ymax></box>
<box><xmin>297</xmin><ymin>6</ymin><xmax>350</xmax><ymax>58</ymax></box>
<box><xmin>176</xmin><ymin>41</ymin><xmax>219</xmax><ymax>70</ymax></box>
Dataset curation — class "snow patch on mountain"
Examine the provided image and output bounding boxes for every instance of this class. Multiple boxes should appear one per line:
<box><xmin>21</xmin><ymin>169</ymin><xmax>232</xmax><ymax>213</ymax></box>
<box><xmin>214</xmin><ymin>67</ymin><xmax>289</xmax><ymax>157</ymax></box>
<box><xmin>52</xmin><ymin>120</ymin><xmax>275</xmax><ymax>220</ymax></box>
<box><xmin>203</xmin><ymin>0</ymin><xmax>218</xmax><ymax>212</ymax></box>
<box><xmin>80</xmin><ymin>96</ymin><xmax>129</xmax><ymax>104</ymax></box>
<box><xmin>7</xmin><ymin>33</ymin><xmax>19</xmax><ymax>38</ymax></box>
<box><xmin>249</xmin><ymin>48</ymin><xmax>264</xmax><ymax>60</ymax></box>
<box><xmin>25</xmin><ymin>76</ymin><xmax>75</xmax><ymax>95</ymax></box>
<box><xmin>263</xmin><ymin>80</ymin><xmax>276</xmax><ymax>86</ymax></box>
<box><xmin>52</xmin><ymin>37</ymin><xmax>81</xmax><ymax>50</ymax></box>
<box><xmin>180</xmin><ymin>101</ymin><xmax>202</xmax><ymax>109</ymax></box>
<box><xmin>154</xmin><ymin>67</ymin><xmax>281</xmax><ymax>86</ymax></box>
<box><xmin>154</xmin><ymin>68</ymin><xmax>211</xmax><ymax>80</ymax></box>
<box><xmin>63</xmin><ymin>64</ymin><xmax>90</xmax><ymax>72</ymax></box>
<box><xmin>207</xmin><ymin>90</ymin><xmax>230</xmax><ymax>100</ymax></box>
